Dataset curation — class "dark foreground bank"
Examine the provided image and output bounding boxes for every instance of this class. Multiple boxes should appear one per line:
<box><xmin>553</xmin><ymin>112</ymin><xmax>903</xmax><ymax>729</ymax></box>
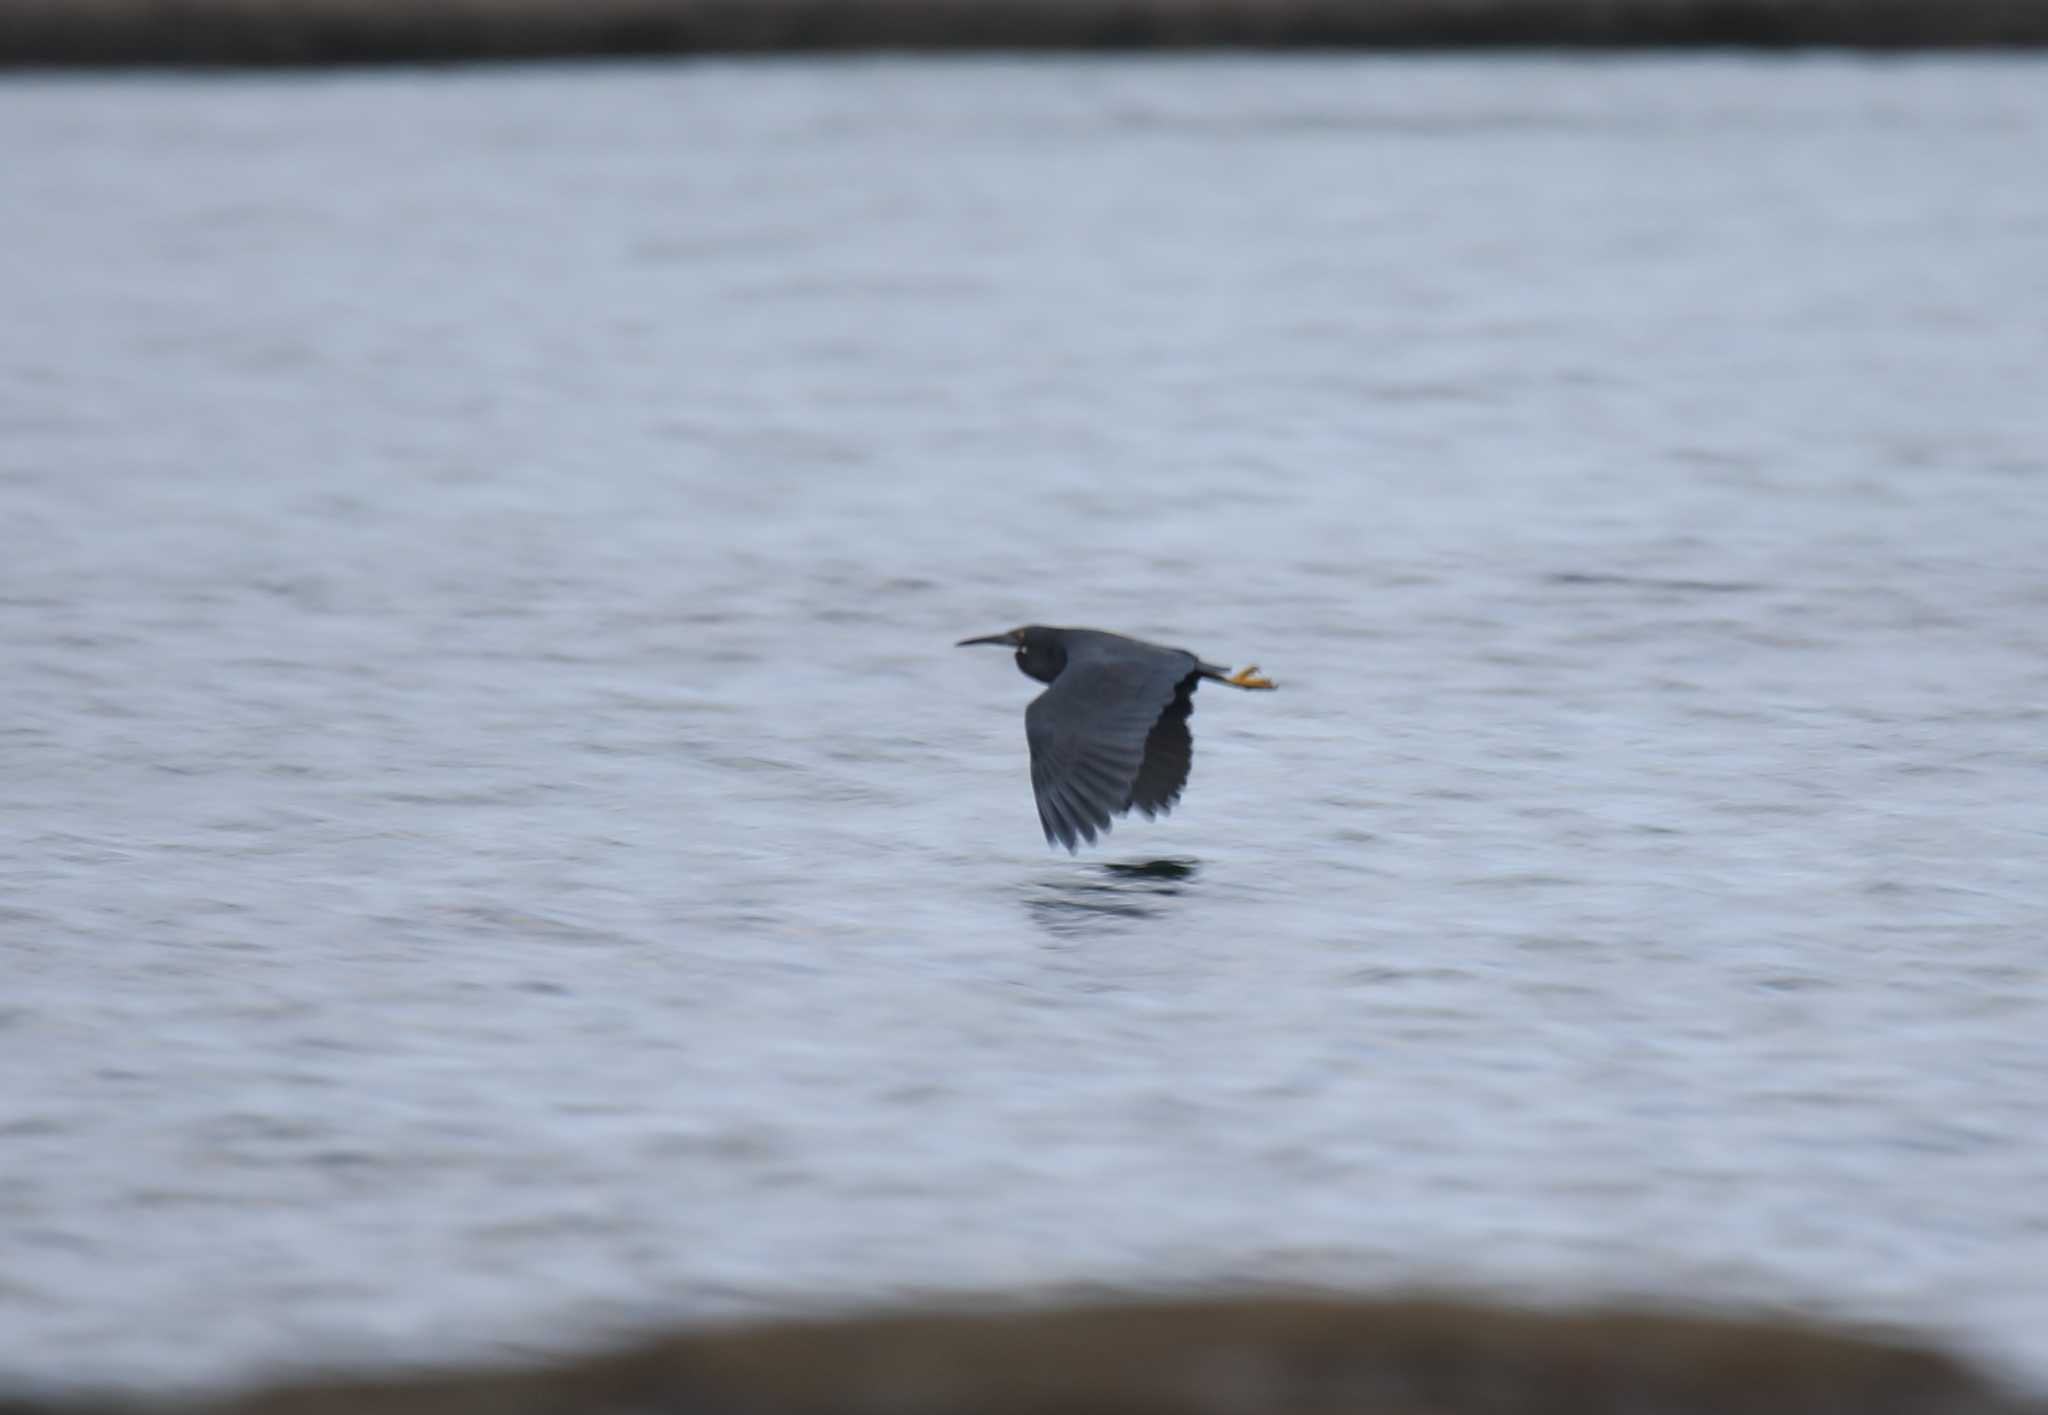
<box><xmin>9</xmin><ymin>1294</ymin><xmax>2041</xmax><ymax>1415</ymax></box>
<box><xmin>2</xmin><ymin>0</ymin><xmax>2046</xmax><ymax>64</ymax></box>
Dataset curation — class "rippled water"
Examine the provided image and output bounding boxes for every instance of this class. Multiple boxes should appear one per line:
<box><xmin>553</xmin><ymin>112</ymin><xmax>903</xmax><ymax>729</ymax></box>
<box><xmin>3</xmin><ymin>55</ymin><xmax>2046</xmax><ymax>1394</ymax></box>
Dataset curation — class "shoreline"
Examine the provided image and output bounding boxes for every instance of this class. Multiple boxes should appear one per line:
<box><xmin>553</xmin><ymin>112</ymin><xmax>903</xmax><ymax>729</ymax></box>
<box><xmin>9</xmin><ymin>1294</ymin><xmax>2043</xmax><ymax>1415</ymax></box>
<box><xmin>3</xmin><ymin>0</ymin><xmax>2047</xmax><ymax>68</ymax></box>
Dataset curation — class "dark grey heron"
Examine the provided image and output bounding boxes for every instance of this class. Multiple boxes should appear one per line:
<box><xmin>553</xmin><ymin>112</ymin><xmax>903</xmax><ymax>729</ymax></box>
<box><xmin>957</xmin><ymin>625</ymin><xmax>1275</xmax><ymax>852</ymax></box>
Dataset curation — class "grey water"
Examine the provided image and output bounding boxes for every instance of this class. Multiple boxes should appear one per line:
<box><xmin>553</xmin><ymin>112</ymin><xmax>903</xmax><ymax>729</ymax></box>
<box><xmin>3</xmin><ymin>54</ymin><xmax>2046</xmax><ymax>1394</ymax></box>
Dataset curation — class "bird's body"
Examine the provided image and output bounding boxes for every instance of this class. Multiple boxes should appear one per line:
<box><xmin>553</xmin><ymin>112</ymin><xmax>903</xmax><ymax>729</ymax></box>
<box><xmin>957</xmin><ymin>626</ymin><xmax>1274</xmax><ymax>851</ymax></box>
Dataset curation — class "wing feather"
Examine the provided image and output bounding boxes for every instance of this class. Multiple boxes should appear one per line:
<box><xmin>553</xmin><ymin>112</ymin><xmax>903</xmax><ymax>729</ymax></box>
<box><xmin>1127</xmin><ymin>679</ymin><xmax>1196</xmax><ymax>819</ymax></box>
<box><xmin>1023</xmin><ymin>643</ymin><xmax>1201</xmax><ymax>852</ymax></box>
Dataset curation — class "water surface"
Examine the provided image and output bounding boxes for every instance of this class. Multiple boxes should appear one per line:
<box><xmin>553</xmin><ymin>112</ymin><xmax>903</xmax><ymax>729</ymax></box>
<box><xmin>3</xmin><ymin>54</ymin><xmax>2046</xmax><ymax>1392</ymax></box>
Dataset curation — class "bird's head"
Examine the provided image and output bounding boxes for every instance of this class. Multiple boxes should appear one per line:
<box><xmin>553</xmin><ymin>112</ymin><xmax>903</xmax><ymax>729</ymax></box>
<box><xmin>956</xmin><ymin>625</ymin><xmax>1067</xmax><ymax>684</ymax></box>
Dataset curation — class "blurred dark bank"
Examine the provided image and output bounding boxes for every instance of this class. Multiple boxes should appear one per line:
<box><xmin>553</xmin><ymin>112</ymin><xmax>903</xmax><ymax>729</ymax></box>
<box><xmin>9</xmin><ymin>1295</ymin><xmax>2043</xmax><ymax>1415</ymax></box>
<box><xmin>3</xmin><ymin>0</ymin><xmax>2047</xmax><ymax>66</ymax></box>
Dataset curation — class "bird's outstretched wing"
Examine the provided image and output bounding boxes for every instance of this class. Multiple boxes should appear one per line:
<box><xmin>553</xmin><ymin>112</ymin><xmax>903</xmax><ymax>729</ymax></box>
<box><xmin>1024</xmin><ymin>647</ymin><xmax>1198</xmax><ymax>851</ymax></box>
<box><xmin>1128</xmin><ymin>678</ymin><xmax>1195</xmax><ymax>819</ymax></box>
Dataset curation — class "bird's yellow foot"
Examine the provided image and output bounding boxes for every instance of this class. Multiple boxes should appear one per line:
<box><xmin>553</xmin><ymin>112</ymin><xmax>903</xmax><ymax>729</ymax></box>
<box><xmin>1225</xmin><ymin>665</ymin><xmax>1275</xmax><ymax>689</ymax></box>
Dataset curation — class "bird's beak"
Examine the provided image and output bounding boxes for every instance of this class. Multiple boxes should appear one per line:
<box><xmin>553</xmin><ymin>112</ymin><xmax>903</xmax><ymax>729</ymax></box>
<box><xmin>956</xmin><ymin>631</ymin><xmax>1021</xmax><ymax>648</ymax></box>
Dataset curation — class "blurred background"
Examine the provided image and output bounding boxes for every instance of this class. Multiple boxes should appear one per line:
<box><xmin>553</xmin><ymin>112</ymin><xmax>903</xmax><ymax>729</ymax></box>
<box><xmin>5</xmin><ymin>0</ymin><xmax>2048</xmax><ymax>63</ymax></box>
<box><xmin>3</xmin><ymin>1</ymin><xmax>2045</xmax><ymax>1407</ymax></box>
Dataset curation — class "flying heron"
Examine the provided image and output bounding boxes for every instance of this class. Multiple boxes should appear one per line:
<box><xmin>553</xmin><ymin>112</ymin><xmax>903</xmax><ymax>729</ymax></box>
<box><xmin>957</xmin><ymin>625</ymin><xmax>1274</xmax><ymax>852</ymax></box>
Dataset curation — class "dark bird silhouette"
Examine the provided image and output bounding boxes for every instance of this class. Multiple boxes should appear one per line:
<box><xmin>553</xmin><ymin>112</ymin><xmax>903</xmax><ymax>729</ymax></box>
<box><xmin>957</xmin><ymin>626</ymin><xmax>1275</xmax><ymax>852</ymax></box>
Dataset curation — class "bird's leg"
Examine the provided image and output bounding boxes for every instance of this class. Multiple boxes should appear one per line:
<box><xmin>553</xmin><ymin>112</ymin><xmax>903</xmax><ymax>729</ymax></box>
<box><xmin>1222</xmin><ymin>665</ymin><xmax>1275</xmax><ymax>690</ymax></box>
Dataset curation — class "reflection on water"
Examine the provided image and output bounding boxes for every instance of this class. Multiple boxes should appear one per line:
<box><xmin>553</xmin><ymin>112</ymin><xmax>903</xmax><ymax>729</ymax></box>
<box><xmin>1101</xmin><ymin>858</ymin><xmax>1200</xmax><ymax>882</ymax></box>
<box><xmin>1024</xmin><ymin>859</ymin><xmax>1201</xmax><ymax>936</ymax></box>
